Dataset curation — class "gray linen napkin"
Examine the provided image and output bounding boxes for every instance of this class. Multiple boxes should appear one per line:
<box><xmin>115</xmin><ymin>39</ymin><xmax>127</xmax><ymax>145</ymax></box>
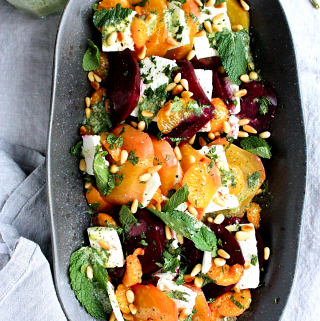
<box><xmin>0</xmin><ymin>140</ymin><xmax>66</xmax><ymax>321</ymax></box>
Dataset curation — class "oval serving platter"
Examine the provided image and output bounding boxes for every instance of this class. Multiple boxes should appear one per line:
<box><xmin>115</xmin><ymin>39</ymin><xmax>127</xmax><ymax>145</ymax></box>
<box><xmin>47</xmin><ymin>0</ymin><xmax>307</xmax><ymax>320</ymax></box>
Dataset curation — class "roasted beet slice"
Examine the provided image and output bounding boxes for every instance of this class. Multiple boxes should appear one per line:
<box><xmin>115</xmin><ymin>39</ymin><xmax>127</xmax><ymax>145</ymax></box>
<box><xmin>107</xmin><ymin>49</ymin><xmax>140</xmax><ymax>125</ymax></box>
<box><xmin>190</xmin><ymin>57</ymin><xmax>221</xmax><ymax>71</ymax></box>
<box><xmin>238</xmin><ymin>81</ymin><xmax>277</xmax><ymax>132</ymax></box>
<box><xmin>180</xmin><ymin>238</ymin><xmax>203</xmax><ymax>273</ymax></box>
<box><xmin>202</xmin><ymin>283</ymin><xmax>234</xmax><ymax>300</ymax></box>
<box><xmin>122</xmin><ymin>209</ymin><xmax>166</xmax><ymax>275</ymax></box>
<box><xmin>107</xmin><ymin>267</ymin><xmax>125</xmax><ymax>287</ymax></box>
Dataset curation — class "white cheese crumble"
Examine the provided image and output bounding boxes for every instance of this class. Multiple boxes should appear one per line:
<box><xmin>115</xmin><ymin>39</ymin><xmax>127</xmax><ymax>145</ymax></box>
<box><xmin>194</xmin><ymin>35</ymin><xmax>219</xmax><ymax>60</ymax></box>
<box><xmin>82</xmin><ymin>135</ymin><xmax>101</xmax><ymax>175</ymax></box>
<box><xmin>224</xmin><ymin>77</ymin><xmax>241</xmax><ymax>114</ymax></box>
<box><xmin>141</xmin><ymin>172</ymin><xmax>161</xmax><ymax>207</ymax></box>
<box><xmin>195</xmin><ymin>69</ymin><xmax>213</xmax><ymax>100</ymax></box>
<box><xmin>202</xmin><ymin>251</ymin><xmax>213</xmax><ymax>274</ymax></box>
<box><xmin>228</xmin><ymin>115</ymin><xmax>240</xmax><ymax>139</ymax></box>
<box><xmin>106</xmin><ymin>281</ymin><xmax>125</xmax><ymax>321</ymax></box>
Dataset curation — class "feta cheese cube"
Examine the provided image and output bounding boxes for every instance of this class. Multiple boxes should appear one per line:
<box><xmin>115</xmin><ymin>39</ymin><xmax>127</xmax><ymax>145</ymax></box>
<box><xmin>202</xmin><ymin>251</ymin><xmax>213</xmax><ymax>274</ymax></box>
<box><xmin>224</xmin><ymin>77</ymin><xmax>241</xmax><ymax>114</ymax></box>
<box><xmin>228</xmin><ymin>115</ymin><xmax>240</xmax><ymax>139</ymax></box>
<box><xmin>141</xmin><ymin>172</ymin><xmax>161</xmax><ymax>207</ymax></box>
<box><xmin>82</xmin><ymin>135</ymin><xmax>101</xmax><ymax>175</ymax></box>
<box><xmin>157</xmin><ymin>279</ymin><xmax>197</xmax><ymax>315</ymax></box>
<box><xmin>195</xmin><ymin>69</ymin><xmax>213</xmax><ymax>100</ymax></box>
<box><xmin>87</xmin><ymin>227</ymin><xmax>124</xmax><ymax>268</ymax></box>
<box><xmin>106</xmin><ymin>281</ymin><xmax>125</xmax><ymax>321</ymax></box>
<box><xmin>194</xmin><ymin>35</ymin><xmax>219</xmax><ymax>60</ymax></box>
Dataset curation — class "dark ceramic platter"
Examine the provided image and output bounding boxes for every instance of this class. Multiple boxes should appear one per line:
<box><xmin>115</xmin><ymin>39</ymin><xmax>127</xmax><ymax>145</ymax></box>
<box><xmin>47</xmin><ymin>0</ymin><xmax>307</xmax><ymax>320</ymax></box>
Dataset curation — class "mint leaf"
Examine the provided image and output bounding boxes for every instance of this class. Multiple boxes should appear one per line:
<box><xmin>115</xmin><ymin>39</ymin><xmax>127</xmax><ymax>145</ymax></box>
<box><xmin>216</xmin><ymin>29</ymin><xmax>249</xmax><ymax>85</ymax></box>
<box><xmin>197</xmin><ymin>273</ymin><xmax>216</xmax><ymax>287</ymax></box>
<box><xmin>93</xmin><ymin>4</ymin><xmax>133</xmax><ymax>28</ymax></box>
<box><xmin>119</xmin><ymin>205</ymin><xmax>137</xmax><ymax>232</ymax></box>
<box><xmin>70</xmin><ymin>141</ymin><xmax>83</xmax><ymax>156</ymax></box>
<box><xmin>176</xmin><ymin>265</ymin><xmax>187</xmax><ymax>285</ymax></box>
<box><xmin>105</xmin><ymin>133</ymin><xmax>124</xmax><ymax>149</ymax></box>
<box><xmin>169</xmin><ymin>137</ymin><xmax>187</xmax><ymax>145</ymax></box>
<box><xmin>69</xmin><ymin>247</ymin><xmax>112</xmax><ymax>319</ymax></box>
<box><xmin>83</xmin><ymin>41</ymin><xmax>100</xmax><ymax>72</ymax></box>
<box><xmin>240</xmin><ymin>136</ymin><xmax>272</xmax><ymax>159</ymax></box>
<box><xmin>166</xmin><ymin>290</ymin><xmax>189</xmax><ymax>302</ymax></box>
<box><xmin>162</xmin><ymin>184</ymin><xmax>189</xmax><ymax>212</ymax></box>
<box><xmin>255</xmin><ymin>96</ymin><xmax>272</xmax><ymax>115</ymax></box>
<box><xmin>188</xmin><ymin>226</ymin><xmax>217</xmax><ymax>253</ymax></box>
<box><xmin>231</xmin><ymin>295</ymin><xmax>245</xmax><ymax>309</ymax></box>
<box><xmin>247</xmin><ymin>172</ymin><xmax>260</xmax><ymax>188</ymax></box>
<box><xmin>156</xmin><ymin>248</ymin><xmax>181</xmax><ymax>273</ymax></box>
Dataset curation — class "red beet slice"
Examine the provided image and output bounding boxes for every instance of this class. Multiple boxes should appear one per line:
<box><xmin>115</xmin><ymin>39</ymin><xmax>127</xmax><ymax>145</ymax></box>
<box><xmin>107</xmin><ymin>267</ymin><xmax>125</xmax><ymax>287</ymax></box>
<box><xmin>107</xmin><ymin>49</ymin><xmax>141</xmax><ymax>126</ymax></box>
<box><xmin>180</xmin><ymin>238</ymin><xmax>203</xmax><ymax>274</ymax></box>
<box><xmin>190</xmin><ymin>56</ymin><xmax>221</xmax><ymax>71</ymax></box>
<box><xmin>238</xmin><ymin>81</ymin><xmax>277</xmax><ymax>132</ymax></box>
<box><xmin>202</xmin><ymin>283</ymin><xmax>234</xmax><ymax>300</ymax></box>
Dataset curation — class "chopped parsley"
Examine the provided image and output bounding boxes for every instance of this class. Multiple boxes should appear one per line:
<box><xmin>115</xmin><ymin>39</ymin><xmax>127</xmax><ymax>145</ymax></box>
<box><xmin>240</xmin><ymin>136</ymin><xmax>272</xmax><ymax>159</ymax></box>
<box><xmin>219</xmin><ymin>168</ymin><xmax>236</xmax><ymax>188</ymax></box>
<box><xmin>169</xmin><ymin>137</ymin><xmax>187</xmax><ymax>145</ymax></box>
<box><xmin>70</xmin><ymin>141</ymin><xmax>83</xmax><ymax>156</ymax></box>
<box><xmin>247</xmin><ymin>172</ymin><xmax>261</xmax><ymax>188</ymax></box>
<box><xmin>166</xmin><ymin>290</ymin><xmax>189</xmax><ymax>302</ymax></box>
<box><xmin>127</xmin><ymin>150</ymin><xmax>139</xmax><ymax>165</ymax></box>
<box><xmin>251</xmin><ymin>254</ymin><xmax>258</xmax><ymax>266</ymax></box>
<box><xmin>139</xmin><ymin>240</ymin><xmax>148</xmax><ymax>246</ymax></box>
<box><xmin>230</xmin><ymin>296</ymin><xmax>245</xmax><ymax>309</ymax></box>
<box><xmin>254</xmin><ymin>96</ymin><xmax>272</xmax><ymax>115</ymax></box>
<box><xmin>197</xmin><ymin>273</ymin><xmax>216</xmax><ymax>287</ymax></box>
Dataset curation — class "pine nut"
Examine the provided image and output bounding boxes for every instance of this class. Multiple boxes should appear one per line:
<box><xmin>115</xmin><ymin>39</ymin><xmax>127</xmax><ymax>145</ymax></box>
<box><xmin>241</xmin><ymin>225</ymin><xmax>254</xmax><ymax>232</ymax></box>
<box><xmin>187</xmin><ymin>155</ymin><xmax>196</xmax><ymax>164</ymax></box>
<box><xmin>205</xmin><ymin>0</ymin><xmax>214</xmax><ymax>7</ymax></box>
<box><xmin>233</xmin><ymin>284</ymin><xmax>241</xmax><ymax>293</ymax></box>
<box><xmin>110</xmin><ymin>164</ymin><xmax>119</xmax><ymax>174</ymax></box>
<box><xmin>80</xmin><ymin>125</ymin><xmax>87</xmax><ymax>135</ymax></box>
<box><xmin>181</xmin><ymin>91</ymin><xmax>193</xmax><ymax>98</ymax></box>
<box><xmin>172</xmin><ymin>84</ymin><xmax>184</xmax><ymax>95</ymax></box>
<box><xmin>243</xmin><ymin>125</ymin><xmax>257</xmax><ymax>134</ymax></box>
<box><xmin>86</xmin><ymin>265</ymin><xmax>93</xmax><ymax>279</ymax></box>
<box><xmin>240</xmin><ymin>74</ymin><xmax>250</xmax><ymax>83</ymax></box>
<box><xmin>121</xmin><ymin>150</ymin><xmax>128</xmax><ymax>164</ymax></box>
<box><xmin>129</xmin><ymin>304</ymin><xmax>137</xmax><ymax>315</ymax></box>
<box><xmin>217</xmin><ymin>66</ymin><xmax>225</xmax><ymax>74</ymax></box>
<box><xmin>213</xmin><ymin>197</ymin><xmax>227</xmax><ymax>207</ymax></box>
<box><xmin>174</xmin><ymin>73</ymin><xmax>182</xmax><ymax>83</ymax></box>
<box><xmin>207</xmin><ymin>217</ymin><xmax>214</xmax><ymax>223</ymax></box>
<box><xmin>164</xmin><ymin>102</ymin><xmax>172</xmax><ymax>116</ymax></box>
<box><xmin>186</xmin><ymin>50</ymin><xmax>196</xmax><ymax>61</ymax></box>
<box><xmin>195</xmin><ymin>30</ymin><xmax>206</xmax><ymax>37</ymax></box>
<box><xmin>244</xmin><ymin>261</ymin><xmax>251</xmax><ymax>270</ymax></box>
<box><xmin>130</xmin><ymin>121</ymin><xmax>138</xmax><ymax>128</ymax></box>
<box><xmin>156</xmin><ymin>202</ymin><xmax>162</xmax><ymax>211</ymax></box>
<box><xmin>217</xmin><ymin>249</ymin><xmax>230</xmax><ymax>259</ymax></box>
<box><xmin>248</xmin><ymin>62</ymin><xmax>255</xmax><ymax>71</ymax></box>
<box><xmin>215</xmin><ymin>3</ymin><xmax>226</xmax><ymax>8</ymax></box>
<box><xmin>259</xmin><ymin>131</ymin><xmax>271</xmax><ymax>139</ymax></box>
<box><xmin>107</xmin><ymin>31</ymin><xmax>117</xmax><ymax>46</ymax></box>
<box><xmin>249</xmin><ymin>71</ymin><xmax>258</xmax><ymax>80</ymax></box>
<box><xmin>94</xmin><ymin>74</ymin><xmax>102</xmax><ymax>83</ymax></box>
<box><xmin>109</xmin><ymin>312</ymin><xmax>116</xmax><ymax>321</ymax></box>
<box><xmin>85</xmin><ymin>108</ymin><xmax>91</xmax><ymax>119</ymax></box>
<box><xmin>126</xmin><ymin>290</ymin><xmax>134</xmax><ymax>304</ymax></box>
<box><xmin>91</xmin><ymin>81</ymin><xmax>100</xmax><ymax>90</ymax></box>
<box><xmin>179</xmin><ymin>308</ymin><xmax>189</xmax><ymax>320</ymax></box>
<box><xmin>223</xmin><ymin>121</ymin><xmax>231</xmax><ymax>134</ymax></box>
<box><xmin>85</xmin><ymin>181</ymin><xmax>92</xmax><ymax>189</ymax></box>
<box><xmin>188</xmin><ymin>204</ymin><xmax>198</xmax><ymax>216</ymax></box>
<box><xmin>174</xmin><ymin>146</ymin><xmax>182</xmax><ymax>161</ymax></box>
<box><xmin>212</xmin><ymin>25</ymin><xmax>223</xmax><ymax>32</ymax></box>
<box><xmin>214</xmin><ymin>213</ymin><xmax>225</xmax><ymax>224</ymax></box>
<box><xmin>165</xmin><ymin>225</ymin><xmax>172</xmax><ymax>240</ymax></box>
<box><xmin>212</xmin><ymin>13</ymin><xmax>225</xmax><ymax>25</ymax></box>
<box><xmin>123</xmin><ymin>314</ymin><xmax>133</xmax><ymax>321</ymax></box>
<box><xmin>255</xmin><ymin>188</ymin><xmax>263</xmax><ymax>195</ymax></box>
<box><xmin>239</xmin><ymin>118</ymin><xmax>250</xmax><ymax>126</ymax></box>
<box><xmin>204</xmin><ymin>20</ymin><xmax>213</xmax><ymax>33</ymax></box>
<box><xmin>240</xmin><ymin>0</ymin><xmax>250</xmax><ymax>11</ymax></box>
<box><xmin>148</xmin><ymin>204</ymin><xmax>156</xmax><ymax>210</ymax></box>
<box><xmin>235</xmin><ymin>231</ymin><xmax>251</xmax><ymax>241</ymax></box>
<box><xmin>264</xmin><ymin>247</ymin><xmax>270</xmax><ymax>260</ymax></box>
<box><xmin>176</xmin><ymin>233</ymin><xmax>184</xmax><ymax>244</ymax></box>
<box><xmin>234</xmin><ymin>89</ymin><xmax>247</xmax><ymax>98</ymax></box>
<box><xmin>208</xmin><ymin>132</ymin><xmax>215</xmax><ymax>140</ymax></box>
<box><xmin>138</xmin><ymin>121</ymin><xmax>146</xmax><ymax>131</ymax></box>
<box><xmin>139</xmin><ymin>173</ymin><xmax>152</xmax><ymax>182</ymax></box>
<box><xmin>194</xmin><ymin>0</ymin><xmax>203</xmax><ymax>6</ymax></box>
<box><xmin>167</xmin><ymin>36</ymin><xmax>180</xmax><ymax>47</ymax></box>
<box><xmin>191</xmin><ymin>263</ymin><xmax>202</xmax><ymax>277</ymax></box>
<box><xmin>141</xmin><ymin>110</ymin><xmax>154</xmax><ymax>118</ymax></box>
<box><xmin>194</xmin><ymin>277</ymin><xmax>203</xmax><ymax>288</ymax></box>
<box><xmin>131</xmin><ymin>199</ymin><xmax>138</xmax><ymax>214</ymax></box>
<box><xmin>183</xmin><ymin>274</ymin><xmax>195</xmax><ymax>283</ymax></box>
<box><xmin>99</xmin><ymin>239</ymin><xmax>111</xmax><ymax>250</ymax></box>
<box><xmin>214</xmin><ymin>132</ymin><xmax>220</xmax><ymax>137</ymax></box>
<box><xmin>232</xmin><ymin>24</ymin><xmax>243</xmax><ymax>31</ymax></box>
<box><xmin>117</xmin><ymin>31</ymin><xmax>125</xmax><ymax>42</ymax></box>
<box><xmin>214</xmin><ymin>258</ymin><xmax>226</xmax><ymax>267</ymax></box>
<box><xmin>166</xmin><ymin>82</ymin><xmax>177</xmax><ymax>92</ymax></box>
<box><xmin>88</xmin><ymin>71</ymin><xmax>95</xmax><ymax>82</ymax></box>
<box><xmin>137</xmin><ymin>45</ymin><xmax>147</xmax><ymax>60</ymax></box>
<box><xmin>238</xmin><ymin>131</ymin><xmax>249</xmax><ymax>138</ymax></box>
<box><xmin>189</xmin><ymin>135</ymin><xmax>196</xmax><ymax>145</ymax></box>
<box><xmin>148</xmin><ymin>165</ymin><xmax>162</xmax><ymax>174</ymax></box>
<box><xmin>85</xmin><ymin>97</ymin><xmax>91</xmax><ymax>107</ymax></box>
<box><xmin>199</xmin><ymin>136</ymin><xmax>207</xmax><ymax>147</ymax></box>
<box><xmin>79</xmin><ymin>159</ymin><xmax>86</xmax><ymax>171</ymax></box>
<box><xmin>180</xmin><ymin>79</ymin><xmax>189</xmax><ymax>91</ymax></box>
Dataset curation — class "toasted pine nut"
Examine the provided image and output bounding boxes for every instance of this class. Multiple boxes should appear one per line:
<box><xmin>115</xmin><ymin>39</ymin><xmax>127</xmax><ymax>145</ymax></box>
<box><xmin>195</xmin><ymin>30</ymin><xmax>206</xmax><ymax>37</ymax></box>
<box><xmin>121</xmin><ymin>150</ymin><xmax>128</xmax><ymax>164</ymax></box>
<box><xmin>126</xmin><ymin>290</ymin><xmax>134</xmax><ymax>304</ymax></box>
<box><xmin>86</xmin><ymin>265</ymin><xmax>93</xmax><ymax>279</ymax></box>
<box><xmin>214</xmin><ymin>131</ymin><xmax>220</xmax><ymax>136</ymax></box>
<box><xmin>264</xmin><ymin>247</ymin><xmax>270</xmax><ymax>260</ymax></box>
<box><xmin>88</xmin><ymin>71</ymin><xmax>95</xmax><ymax>82</ymax></box>
<box><xmin>172</xmin><ymin>84</ymin><xmax>184</xmax><ymax>95</ymax></box>
<box><xmin>79</xmin><ymin>159</ymin><xmax>86</xmax><ymax>172</ymax></box>
<box><xmin>240</xmin><ymin>74</ymin><xmax>250</xmax><ymax>83</ymax></box>
<box><xmin>213</xmin><ymin>197</ymin><xmax>227</xmax><ymax>207</ymax></box>
<box><xmin>244</xmin><ymin>261</ymin><xmax>251</xmax><ymax>270</ymax></box>
<box><xmin>232</xmin><ymin>24</ymin><xmax>243</xmax><ymax>31</ymax></box>
<box><xmin>235</xmin><ymin>231</ymin><xmax>251</xmax><ymax>241</ymax></box>
<box><xmin>110</xmin><ymin>164</ymin><xmax>119</xmax><ymax>174</ymax></box>
<box><xmin>94</xmin><ymin>74</ymin><xmax>102</xmax><ymax>83</ymax></box>
<box><xmin>85</xmin><ymin>181</ymin><xmax>92</xmax><ymax>189</ymax></box>
<box><xmin>205</xmin><ymin>0</ymin><xmax>214</xmax><ymax>6</ymax></box>
<box><xmin>217</xmin><ymin>66</ymin><xmax>225</xmax><ymax>74</ymax></box>
<box><xmin>180</xmin><ymin>79</ymin><xmax>189</xmax><ymax>91</ymax></box>
<box><xmin>187</xmin><ymin>155</ymin><xmax>196</xmax><ymax>164</ymax></box>
<box><xmin>165</xmin><ymin>225</ymin><xmax>172</xmax><ymax>240</ymax></box>
<box><xmin>139</xmin><ymin>173</ymin><xmax>152</xmax><ymax>182</ymax></box>
<box><xmin>117</xmin><ymin>31</ymin><xmax>125</xmax><ymax>42</ymax></box>
<box><xmin>234</xmin><ymin>89</ymin><xmax>247</xmax><ymax>98</ymax></box>
<box><xmin>148</xmin><ymin>204</ymin><xmax>156</xmax><ymax>210</ymax></box>
<box><xmin>131</xmin><ymin>199</ymin><xmax>138</xmax><ymax>214</ymax></box>
<box><xmin>148</xmin><ymin>165</ymin><xmax>162</xmax><ymax>174</ymax></box>
<box><xmin>164</xmin><ymin>102</ymin><xmax>173</xmax><ymax>116</ymax></box>
<box><xmin>243</xmin><ymin>125</ymin><xmax>257</xmax><ymax>134</ymax></box>
<box><xmin>215</xmin><ymin>2</ymin><xmax>226</xmax><ymax>8</ymax></box>
<box><xmin>137</xmin><ymin>45</ymin><xmax>147</xmax><ymax>60</ymax></box>
<box><xmin>183</xmin><ymin>274</ymin><xmax>195</xmax><ymax>282</ymax></box>
<box><xmin>137</xmin><ymin>121</ymin><xmax>146</xmax><ymax>131</ymax></box>
<box><xmin>166</xmin><ymin>82</ymin><xmax>177</xmax><ymax>91</ymax></box>
<box><xmin>204</xmin><ymin>20</ymin><xmax>213</xmax><ymax>33</ymax></box>
<box><xmin>188</xmin><ymin>204</ymin><xmax>198</xmax><ymax>216</ymax></box>
<box><xmin>174</xmin><ymin>73</ymin><xmax>182</xmax><ymax>83</ymax></box>
<box><xmin>176</xmin><ymin>233</ymin><xmax>184</xmax><ymax>244</ymax></box>
<box><xmin>91</xmin><ymin>81</ymin><xmax>100</xmax><ymax>90</ymax></box>
<box><xmin>207</xmin><ymin>217</ymin><xmax>214</xmax><ymax>223</ymax></box>
<box><xmin>217</xmin><ymin>249</ymin><xmax>230</xmax><ymax>259</ymax></box>
<box><xmin>212</xmin><ymin>13</ymin><xmax>225</xmax><ymax>25</ymax></box>
<box><xmin>156</xmin><ymin>202</ymin><xmax>162</xmax><ymax>211</ymax></box>
<box><xmin>249</xmin><ymin>71</ymin><xmax>258</xmax><ymax>80</ymax></box>
<box><xmin>85</xmin><ymin>108</ymin><xmax>91</xmax><ymax>119</ymax></box>
<box><xmin>194</xmin><ymin>277</ymin><xmax>203</xmax><ymax>289</ymax></box>
<box><xmin>109</xmin><ymin>312</ymin><xmax>116</xmax><ymax>321</ymax></box>
<box><xmin>107</xmin><ymin>31</ymin><xmax>117</xmax><ymax>46</ymax></box>
<box><xmin>174</xmin><ymin>146</ymin><xmax>182</xmax><ymax>161</ymax></box>
<box><xmin>208</xmin><ymin>132</ymin><xmax>215</xmax><ymax>140</ymax></box>
<box><xmin>223</xmin><ymin>121</ymin><xmax>231</xmax><ymax>134</ymax></box>
<box><xmin>212</xmin><ymin>25</ymin><xmax>223</xmax><ymax>32</ymax></box>
<box><xmin>80</xmin><ymin>125</ymin><xmax>87</xmax><ymax>135</ymax></box>
<box><xmin>191</xmin><ymin>263</ymin><xmax>202</xmax><ymax>277</ymax></box>
<box><xmin>189</xmin><ymin>135</ymin><xmax>196</xmax><ymax>145</ymax></box>
<box><xmin>130</xmin><ymin>121</ymin><xmax>138</xmax><ymax>128</ymax></box>
<box><xmin>199</xmin><ymin>136</ymin><xmax>207</xmax><ymax>147</ymax></box>
<box><xmin>255</xmin><ymin>188</ymin><xmax>263</xmax><ymax>196</ymax></box>
<box><xmin>186</xmin><ymin>50</ymin><xmax>196</xmax><ymax>61</ymax></box>
<box><xmin>194</xmin><ymin>0</ymin><xmax>203</xmax><ymax>6</ymax></box>
<box><xmin>259</xmin><ymin>131</ymin><xmax>271</xmax><ymax>139</ymax></box>
<box><xmin>181</xmin><ymin>91</ymin><xmax>193</xmax><ymax>99</ymax></box>
<box><xmin>122</xmin><ymin>314</ymin><xmax>133</xmax><ymax>321</ymax></box>
<box><xmin>238</xmin><ymin>131</ymin><xmax>249</xmax><ymax>138</ymax></box>
<box><xmin>129</xmin><ymin>304</ymin><xmax>137</xmax><ymax>315</ymax></box>
<box><xmin>233</xmin><ymin>284</ymin><xmax>241</xmax><ymax>293</ymax></box>
<box><xmin>214</xmin><ymin>258</ymin><xmax>226</xmax><ymax>267</ymax></box>
<box><xmin>214</xmin><ymin>213</ymin><xmax>225</xmax><ymax>224</ymax></box>
<box><xmin>179</xmin><ymin>308</ymin><xmax>189</xmax><ymax>321</ymax></box>
<box><xmin>240</xmin><ymin>0</ymin><xmax>250</xmax><ymax>11</ymax></box>
<box><xmin>241</xmin><ymin>225</ymin><xmax>254</xmax><ymax>232</ymax></box>
<box><xmin>85</xmin><ymin>97</ymin><xmax>91</xmax><ymax>107</ymax></box>
<box><xmin>99</xmin><ymin>239</ymin><xmax>111</xmax><ymax>250</ymax></box>
<box><xmin>141</xmin><ymin>110</ymin><xmax>154</xmax><ymax>118</ymax></box>
<box><xmin>167</xmin><ymin>36</ymin><xmax>180</xmax><ymax>47</ymax></box>
<box><xmin>239</xmin><ymin>118</ymin><xmax>250</xmax><ymax>126</ymax></box>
